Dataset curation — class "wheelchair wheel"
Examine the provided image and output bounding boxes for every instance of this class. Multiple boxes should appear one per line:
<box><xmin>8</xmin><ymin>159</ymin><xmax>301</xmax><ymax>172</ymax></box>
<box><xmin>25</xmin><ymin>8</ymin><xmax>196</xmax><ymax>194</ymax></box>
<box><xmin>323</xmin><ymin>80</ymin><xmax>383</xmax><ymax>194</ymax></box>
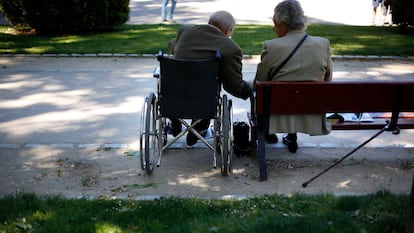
<box><xmin>161</xmin><ymin>117</ymin><xmax>168</xmax><ymax>146</ymax></box>
<box><xmin>140</xmin><ymin>93</ymin><xmax>159</xmax><ymax>175</ymax></box>
<box><xmin>139</xmin><ymin>102</ymin><xmax>146</xmax><ymax>171</ymax></box>
<box><xmin>220</xmin><ymin>95</ymin><xmax>233</xmax><ymax>176</ymax></box>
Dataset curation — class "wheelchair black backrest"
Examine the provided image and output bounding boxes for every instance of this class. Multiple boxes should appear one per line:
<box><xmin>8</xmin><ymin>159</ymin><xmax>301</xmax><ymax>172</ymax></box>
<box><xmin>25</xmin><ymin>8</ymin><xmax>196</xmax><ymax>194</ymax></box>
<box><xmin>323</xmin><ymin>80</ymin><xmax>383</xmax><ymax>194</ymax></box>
<box><xmin>157</xmin><ymin>51</ymin><xmax>221</xmax><ymax>119</ymax></box>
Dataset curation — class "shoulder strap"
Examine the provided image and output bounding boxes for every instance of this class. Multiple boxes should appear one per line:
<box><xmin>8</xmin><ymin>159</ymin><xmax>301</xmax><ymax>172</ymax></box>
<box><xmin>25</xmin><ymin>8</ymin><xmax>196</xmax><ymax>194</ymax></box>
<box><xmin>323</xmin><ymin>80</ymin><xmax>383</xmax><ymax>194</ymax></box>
<box><xmin>267</xmin><ymin>34</ymin><xmax>308</xmax><ymax>81</ymax></box>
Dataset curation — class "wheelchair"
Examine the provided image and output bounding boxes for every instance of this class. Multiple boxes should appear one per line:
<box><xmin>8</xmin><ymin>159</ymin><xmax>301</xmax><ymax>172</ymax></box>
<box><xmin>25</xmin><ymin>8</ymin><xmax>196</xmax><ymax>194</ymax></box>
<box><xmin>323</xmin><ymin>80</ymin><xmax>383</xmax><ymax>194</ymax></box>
<box><xmin>139</xmin><ymin>51</ymin><xmax>233</xmax><ymax>176</ymax></box>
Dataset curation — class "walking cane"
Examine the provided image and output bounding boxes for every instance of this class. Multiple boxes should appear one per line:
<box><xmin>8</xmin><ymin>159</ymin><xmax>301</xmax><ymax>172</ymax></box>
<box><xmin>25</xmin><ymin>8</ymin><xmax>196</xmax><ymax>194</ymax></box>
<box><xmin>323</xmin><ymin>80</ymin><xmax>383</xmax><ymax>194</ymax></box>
<box><xmin>302</xmin><ymin>124</ymin><xmax>391</xmax><ymax>188</ymax></box>
<box><xmin>303</xmin><ymin>89</ymin><xmax>404</xmax><ymax>188</ymax></box>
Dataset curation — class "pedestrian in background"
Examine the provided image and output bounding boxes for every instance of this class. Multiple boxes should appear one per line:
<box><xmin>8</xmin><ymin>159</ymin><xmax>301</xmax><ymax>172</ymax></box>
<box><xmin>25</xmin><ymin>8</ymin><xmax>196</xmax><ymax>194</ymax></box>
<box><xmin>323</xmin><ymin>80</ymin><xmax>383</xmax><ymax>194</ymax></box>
<box><xmin>161</xmin><ymin>0</ymin><xmax>177</xmax><ymax>24</ymax></box>
<box><xmin>381</xmin><ymin>0</ymin><xmax>392</xmax><ymax>25</ymax></box>
<box><xmin>372</xmin><ymin>0</ymin><xmax>382</xmax><ymax>25</ymax></box>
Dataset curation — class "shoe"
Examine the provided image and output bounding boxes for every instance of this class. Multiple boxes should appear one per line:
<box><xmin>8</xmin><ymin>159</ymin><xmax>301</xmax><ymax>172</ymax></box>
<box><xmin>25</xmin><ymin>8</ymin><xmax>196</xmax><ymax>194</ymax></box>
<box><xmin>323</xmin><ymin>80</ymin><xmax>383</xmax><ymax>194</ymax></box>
<box><xmin>186</xmin><ymin>132</ymin><xmax>198</xmax><ymax>147</ymax></box>
<box><xmin>171</xmin><ymin>128</ymin><xmax>181</xmax><ymax>137</ymax></box>
<box><xmin>282</xmin><ymin>135</ymin><xmax>298</xmax><ymax>153</ymax></box>
<box><xmin>186</xmin><ymin>129</ymin><xmax>208</xmax><ymax>147</ymax></box>
<box><xmin>160</xmin><ymin>19</ymin><xmax>176</xmax><ymax>24</ymax></box>
<box><xmin>170</xmin><ymin>120</ymin><xmax>182</xmax><ymax>137</ymax></box>
<box><xmin>265</xmin><ymin>133</ymin><xmax>278</xmax><ymax>144</ymax></box>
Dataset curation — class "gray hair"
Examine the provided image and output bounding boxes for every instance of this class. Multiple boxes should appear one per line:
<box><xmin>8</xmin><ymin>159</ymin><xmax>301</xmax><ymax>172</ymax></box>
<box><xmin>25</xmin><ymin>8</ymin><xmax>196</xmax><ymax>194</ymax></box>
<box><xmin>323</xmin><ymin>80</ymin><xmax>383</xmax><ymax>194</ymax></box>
<box><xmin>273</xmin><ymin>0</ymin><xmax>307</xmax><ymax>30</ymax></box>
<box><xmin>208</xmin><ymin>11</ymin><xmax>236</xmax><ymax>34</ymax></box>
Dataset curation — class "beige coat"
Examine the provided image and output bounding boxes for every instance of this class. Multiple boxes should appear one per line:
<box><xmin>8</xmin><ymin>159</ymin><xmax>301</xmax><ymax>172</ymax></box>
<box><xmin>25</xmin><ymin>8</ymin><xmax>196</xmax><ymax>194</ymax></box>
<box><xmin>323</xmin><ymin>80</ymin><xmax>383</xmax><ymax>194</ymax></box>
<box><xmin>255</xmin><ymin>30</ymin><xmax>333</xmax><ymax>135</ymax></box>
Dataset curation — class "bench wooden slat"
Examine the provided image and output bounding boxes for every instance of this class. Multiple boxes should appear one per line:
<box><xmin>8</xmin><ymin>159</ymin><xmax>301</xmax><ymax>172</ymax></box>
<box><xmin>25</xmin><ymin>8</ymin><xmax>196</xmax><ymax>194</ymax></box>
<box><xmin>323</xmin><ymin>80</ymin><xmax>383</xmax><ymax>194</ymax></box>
<box><xmin>332</xmin><ymin>118</ymin><xmax>414</xmax><ymax>130</ymax></box>
<box><xmin>256</xmin><ymin>81</ymin><xmax>414</xmax><ymax>114</ymax></box>
<box><xmin>254</xmin><ymin>81</ymin><xmax>414</xmax><ymax>181</ymax></box>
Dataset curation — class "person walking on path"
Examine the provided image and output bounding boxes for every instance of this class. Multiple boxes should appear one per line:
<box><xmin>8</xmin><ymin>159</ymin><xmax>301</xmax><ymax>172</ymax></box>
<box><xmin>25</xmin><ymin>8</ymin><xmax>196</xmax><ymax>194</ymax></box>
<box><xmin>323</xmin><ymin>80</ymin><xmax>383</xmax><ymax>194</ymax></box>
<box><xmin>380</xmin><ymin>0</ymin><xmax>393</xmax><ymax>25</ymax></box>
<box><xmin>161</xmin><ymin>0</ymin><xmax>177</xmax><ymax>24</ymax></box>
<box><xmin>372</xmin><ymin>0</ymin><xmax>382</xmax><ymax>25</ymax></box>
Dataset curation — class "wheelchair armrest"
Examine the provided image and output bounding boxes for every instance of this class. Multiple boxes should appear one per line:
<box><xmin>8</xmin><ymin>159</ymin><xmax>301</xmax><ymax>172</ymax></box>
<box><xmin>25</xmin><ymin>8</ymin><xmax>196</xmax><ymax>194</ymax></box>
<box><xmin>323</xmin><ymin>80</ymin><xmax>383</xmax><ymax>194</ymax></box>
<box><xmin>153</xmin><ymin>67</ymin><xmax>160</xmax><ymax>78</ymax></box>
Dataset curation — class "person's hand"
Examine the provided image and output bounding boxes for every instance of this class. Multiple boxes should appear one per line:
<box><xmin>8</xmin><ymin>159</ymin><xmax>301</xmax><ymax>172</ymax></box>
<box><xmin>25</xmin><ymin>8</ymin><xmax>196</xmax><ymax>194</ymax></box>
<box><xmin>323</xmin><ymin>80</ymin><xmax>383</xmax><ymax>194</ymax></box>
<box><xmin>241</xmin><ymin>81</ymin><xmax>253</xmax><ymax>100</ymax></box>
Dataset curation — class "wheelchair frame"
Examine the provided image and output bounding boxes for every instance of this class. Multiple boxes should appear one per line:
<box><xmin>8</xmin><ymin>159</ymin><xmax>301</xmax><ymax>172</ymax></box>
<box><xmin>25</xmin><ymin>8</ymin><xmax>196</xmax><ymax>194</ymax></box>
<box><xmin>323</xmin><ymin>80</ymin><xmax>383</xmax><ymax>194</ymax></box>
<box><xmin>139</xmin><ymin>51</ymin><xmax>233</xmax><ymax>176</ymax></box>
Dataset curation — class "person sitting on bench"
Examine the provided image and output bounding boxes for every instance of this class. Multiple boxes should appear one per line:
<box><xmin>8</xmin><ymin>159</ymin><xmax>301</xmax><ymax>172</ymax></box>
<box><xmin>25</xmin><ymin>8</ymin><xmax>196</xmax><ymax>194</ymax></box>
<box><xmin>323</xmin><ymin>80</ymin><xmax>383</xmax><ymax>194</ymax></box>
<box><xmin>253</xmin><ymin>0</ymin><xmax>333</xmax><ymax>153</ymax></box>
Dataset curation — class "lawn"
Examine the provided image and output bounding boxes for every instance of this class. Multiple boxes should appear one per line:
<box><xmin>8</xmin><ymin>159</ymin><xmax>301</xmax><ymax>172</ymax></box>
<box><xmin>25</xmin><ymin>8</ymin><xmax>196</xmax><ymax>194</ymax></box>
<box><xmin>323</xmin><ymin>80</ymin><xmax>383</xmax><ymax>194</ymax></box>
<box><xmin>1</xmin><ymin>23</ymin><xmax>413</xmax><ymax>233</ymax></box>
<box><xmin>0</xmin><ymin>192</ymin><xmax>409</xmax><ymax>233</ymax></box>
<box><xmin>1</xmin><ymin>24</ymin><xmax>413</xmax><ymax>56</ymax></box>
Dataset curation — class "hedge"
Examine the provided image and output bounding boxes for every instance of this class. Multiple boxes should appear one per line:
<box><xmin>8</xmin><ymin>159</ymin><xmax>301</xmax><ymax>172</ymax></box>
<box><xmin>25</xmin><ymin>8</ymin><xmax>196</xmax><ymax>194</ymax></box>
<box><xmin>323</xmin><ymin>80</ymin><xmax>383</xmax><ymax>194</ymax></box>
<box><xmin>0</xmin><ymin>0</ymin><xmax>129</xmax><ymax>34</ymax></box>
<box><xmin>391</xmin><ymin>0</ymin><xmax>414</xmax><ymax>30</ymax></box>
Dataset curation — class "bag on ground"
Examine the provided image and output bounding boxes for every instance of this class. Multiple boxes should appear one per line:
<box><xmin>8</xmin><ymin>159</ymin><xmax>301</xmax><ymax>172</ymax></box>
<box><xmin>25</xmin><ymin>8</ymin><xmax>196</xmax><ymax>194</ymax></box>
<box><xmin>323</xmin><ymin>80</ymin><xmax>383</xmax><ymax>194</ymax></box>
<box><xmin>233</xmin><ymin>121</ymin><xmax>252</xmax><ymax>156</ymax></box>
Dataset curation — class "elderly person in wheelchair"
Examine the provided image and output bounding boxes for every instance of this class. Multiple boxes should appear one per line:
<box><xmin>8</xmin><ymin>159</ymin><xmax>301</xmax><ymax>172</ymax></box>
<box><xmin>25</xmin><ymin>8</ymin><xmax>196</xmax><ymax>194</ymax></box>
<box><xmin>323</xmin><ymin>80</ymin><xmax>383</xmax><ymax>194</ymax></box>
<box><xmin>168</xmin><ymin>10</ymin><xmax>253</xmax><ymax>147</ymax></box>
<box><xmin>140</xmin><ymin>11</ymin><xmax>254</xmax><ymax>176</ymax></box>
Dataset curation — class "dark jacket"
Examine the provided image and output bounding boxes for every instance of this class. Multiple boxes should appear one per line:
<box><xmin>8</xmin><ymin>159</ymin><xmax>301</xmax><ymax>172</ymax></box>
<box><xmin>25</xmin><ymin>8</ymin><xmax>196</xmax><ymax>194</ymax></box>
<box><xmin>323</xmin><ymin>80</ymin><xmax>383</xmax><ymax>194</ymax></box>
<box><xmin>169</xmin><ymin>24</ymin><xmax>251</xmax><ymax>100</ymax></box>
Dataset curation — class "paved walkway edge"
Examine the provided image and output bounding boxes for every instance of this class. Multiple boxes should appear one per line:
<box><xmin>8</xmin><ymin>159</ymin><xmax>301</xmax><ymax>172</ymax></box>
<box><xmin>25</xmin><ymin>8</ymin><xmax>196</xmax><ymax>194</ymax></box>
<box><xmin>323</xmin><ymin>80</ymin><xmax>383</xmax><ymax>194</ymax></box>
<box><xmin>1</xmin><ymin>142</ymin><xmax>412</xmax><ymax>150</ymax></box>
<box><xmin>1</xmin><ymin>53</ymin><xmax>413</xmax><ymax>61</ymax></box>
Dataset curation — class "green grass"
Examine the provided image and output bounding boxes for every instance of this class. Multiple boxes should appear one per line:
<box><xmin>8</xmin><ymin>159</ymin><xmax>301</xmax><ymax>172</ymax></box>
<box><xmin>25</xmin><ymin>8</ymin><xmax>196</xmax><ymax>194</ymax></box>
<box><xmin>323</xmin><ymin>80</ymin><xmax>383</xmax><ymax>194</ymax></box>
<box><xmin>1</xmin><ymin>24</ymin><xmax>413</xmax><ymax>56</ymax></box>
<box><xmin>0</xmin><ymin>192</ymin><xmax>409</xmax><ymax>233</ymax></box>
<box><xmin>0</xmin><ymin>24</ymin><xmax>412</xmax><ymax>232</ymax></box>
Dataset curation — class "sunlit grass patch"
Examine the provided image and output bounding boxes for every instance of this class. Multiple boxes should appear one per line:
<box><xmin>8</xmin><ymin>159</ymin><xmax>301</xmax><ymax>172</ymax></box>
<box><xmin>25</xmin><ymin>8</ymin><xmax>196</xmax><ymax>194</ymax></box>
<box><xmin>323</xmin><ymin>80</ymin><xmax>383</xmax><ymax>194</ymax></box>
<box><xmin>0</xmin><ymin>24</ymin><xmax>413</xmax><ymax>56</ymax></box>
<box><xmin>0</xmin><ymin>192</ymin><xmax>409</xmax><ymax>233</ymax></box>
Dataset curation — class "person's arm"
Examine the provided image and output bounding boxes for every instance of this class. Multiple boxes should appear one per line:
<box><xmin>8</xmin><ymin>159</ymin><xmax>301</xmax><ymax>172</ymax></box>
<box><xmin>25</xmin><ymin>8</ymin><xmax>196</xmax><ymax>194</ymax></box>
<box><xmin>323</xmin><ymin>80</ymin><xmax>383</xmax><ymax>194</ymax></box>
<box><xmin>221</xmin><ymin>47</ymin><xmax>251</xmax><ymax>100</ymax></box>
<box><xmin>168</xmin><ymin>26</ymin><xmax>184</xmax><ymax>55</ymax></box>
<box><xmin>168</xmin><ymin>38</ymin><xmax>176</xmax><ymax>55</ymax></box>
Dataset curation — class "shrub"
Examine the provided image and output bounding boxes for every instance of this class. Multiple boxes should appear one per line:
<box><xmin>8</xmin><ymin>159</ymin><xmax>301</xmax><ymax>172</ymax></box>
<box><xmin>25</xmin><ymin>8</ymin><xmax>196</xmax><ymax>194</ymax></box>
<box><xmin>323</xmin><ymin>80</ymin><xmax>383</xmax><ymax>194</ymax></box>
<box><xmin>391</xmin><ymin>0</ymin><xmax>414</xmax><ymax>31</ymax></box>
<box><xmin>0</xmin><ymin>0</ymin><xmax>25</xmax><ymax>26</ymax></box>
<box><xmin>0</xmin><ymin>0</ymin><xmax>130</xmax><ymax>34</ymax></box>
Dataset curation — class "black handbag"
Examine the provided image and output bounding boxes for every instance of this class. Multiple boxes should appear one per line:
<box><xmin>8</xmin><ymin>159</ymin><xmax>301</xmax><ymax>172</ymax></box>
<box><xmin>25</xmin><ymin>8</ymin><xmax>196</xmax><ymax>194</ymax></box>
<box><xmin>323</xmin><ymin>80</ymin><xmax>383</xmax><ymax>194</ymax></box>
<box><xmin>233</xmin><ymin>121</ymin><xmax>252</xmax><ymax>156</ymax></box>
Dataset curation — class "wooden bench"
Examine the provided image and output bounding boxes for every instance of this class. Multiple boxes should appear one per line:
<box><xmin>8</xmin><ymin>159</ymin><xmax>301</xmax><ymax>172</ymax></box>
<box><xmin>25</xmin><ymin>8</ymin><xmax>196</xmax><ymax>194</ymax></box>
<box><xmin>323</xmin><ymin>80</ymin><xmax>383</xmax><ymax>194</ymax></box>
<box><xmin>253</xmin><ymin>81</ymin><xmax>414</xmax><ymax>184</ymax></box>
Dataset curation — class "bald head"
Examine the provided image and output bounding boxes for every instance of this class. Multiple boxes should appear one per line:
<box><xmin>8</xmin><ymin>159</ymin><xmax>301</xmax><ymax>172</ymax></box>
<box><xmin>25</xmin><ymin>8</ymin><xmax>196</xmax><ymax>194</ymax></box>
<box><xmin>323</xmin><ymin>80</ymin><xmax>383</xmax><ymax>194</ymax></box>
<box><xmin>208</xmin><ymin>11</ymin><xmax>235</xmax><ymax>37</ymax></box>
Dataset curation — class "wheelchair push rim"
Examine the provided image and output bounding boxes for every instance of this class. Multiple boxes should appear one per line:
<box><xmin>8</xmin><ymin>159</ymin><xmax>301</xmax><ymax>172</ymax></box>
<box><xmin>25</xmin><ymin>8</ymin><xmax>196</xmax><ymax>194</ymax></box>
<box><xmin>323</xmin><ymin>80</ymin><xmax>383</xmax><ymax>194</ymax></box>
<box><xmin>139</xmin><ymin>93</ymin><xmax>160</xmax><ymax>175</ymax></box>
<box><xmin>220</xmin><ymin>95</ymin><xmax>233</xmax><ymax>176</ymax></box>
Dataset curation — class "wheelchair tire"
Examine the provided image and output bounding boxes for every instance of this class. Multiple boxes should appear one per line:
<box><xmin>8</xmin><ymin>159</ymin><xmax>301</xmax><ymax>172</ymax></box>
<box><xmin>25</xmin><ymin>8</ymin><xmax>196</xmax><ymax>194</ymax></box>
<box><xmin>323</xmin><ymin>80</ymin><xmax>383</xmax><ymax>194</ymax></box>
<box><xmin>220</xmin><ymin>95</ymin><xmax>232</xmax><ymax>176</ymax></box>
<box><xmin>141</xmin><ymin>93</ymin><xmax>159</xmax><ymax>175</ymax></box>
<box><xmin>139</xmin><ymin>94</ymin><xmax>151</xmax><ymax>171</ymax></box>
<box><xmin>139</xmin><ymin>137</ymin><xmax>144</xmax><ymax>170</ymax></box>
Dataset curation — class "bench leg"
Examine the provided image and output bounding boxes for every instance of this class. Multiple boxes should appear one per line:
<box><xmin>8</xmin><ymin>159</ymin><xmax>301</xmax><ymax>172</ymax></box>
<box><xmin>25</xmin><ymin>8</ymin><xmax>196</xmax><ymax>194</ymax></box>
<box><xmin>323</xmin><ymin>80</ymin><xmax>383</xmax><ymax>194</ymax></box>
<box><xmin>258</xmin><ymin>134</ymin><xmax>267</xmax><ymax>181</ymax></box>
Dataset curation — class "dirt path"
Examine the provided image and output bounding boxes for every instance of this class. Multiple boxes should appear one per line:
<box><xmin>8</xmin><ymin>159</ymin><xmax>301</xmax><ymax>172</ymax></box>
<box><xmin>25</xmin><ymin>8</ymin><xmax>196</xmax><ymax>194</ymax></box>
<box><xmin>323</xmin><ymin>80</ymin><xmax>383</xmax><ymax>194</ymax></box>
<box><xmin>1</xmin><ymin>145</ymin><xmax>413</xmax><ymax>199</ymax></box>
<box><xmin>1</xmin><ymin>57</ymin><xmax>413</xmax><ymax>199</ymax></box>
